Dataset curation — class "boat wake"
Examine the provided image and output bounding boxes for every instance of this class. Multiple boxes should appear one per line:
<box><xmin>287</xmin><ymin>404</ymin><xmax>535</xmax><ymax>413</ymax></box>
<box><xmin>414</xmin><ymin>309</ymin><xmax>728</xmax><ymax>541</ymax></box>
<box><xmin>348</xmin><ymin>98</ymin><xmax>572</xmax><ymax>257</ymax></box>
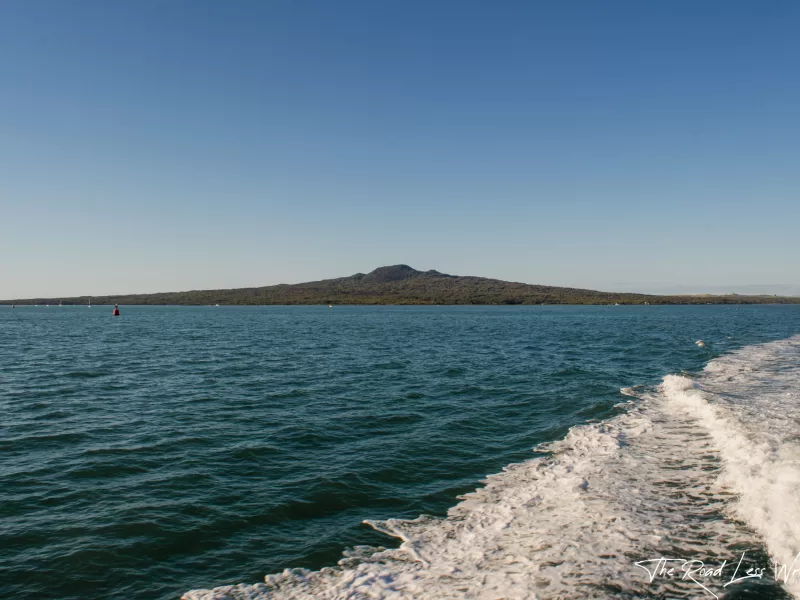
<box><xmin>184</xmin><ymin>336</ymin><xmax>800</xmax><ymax>599</ymax></box>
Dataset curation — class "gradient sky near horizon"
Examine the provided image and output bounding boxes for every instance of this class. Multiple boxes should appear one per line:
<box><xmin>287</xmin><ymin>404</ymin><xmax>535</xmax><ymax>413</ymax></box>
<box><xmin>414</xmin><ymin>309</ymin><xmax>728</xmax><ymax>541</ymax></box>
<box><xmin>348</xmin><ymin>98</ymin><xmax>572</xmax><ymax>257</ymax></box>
<box><xmin>1</xmin><ymin>0</ymin><xmax>798</xmax><ymax>298</ymax></box>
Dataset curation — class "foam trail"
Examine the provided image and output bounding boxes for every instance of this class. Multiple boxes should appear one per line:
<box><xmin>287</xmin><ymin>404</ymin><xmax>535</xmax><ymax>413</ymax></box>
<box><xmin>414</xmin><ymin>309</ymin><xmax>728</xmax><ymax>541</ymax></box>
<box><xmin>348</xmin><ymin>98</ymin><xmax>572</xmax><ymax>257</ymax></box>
<box><xmin>662</xmin><ymin>336</ymin><xmax>800</xmax><ymax>597</ymax></box>
<box><xmin>184</xmin><ymin>336</ymin><xmax>800</xmax><ymax>599</ymax></box>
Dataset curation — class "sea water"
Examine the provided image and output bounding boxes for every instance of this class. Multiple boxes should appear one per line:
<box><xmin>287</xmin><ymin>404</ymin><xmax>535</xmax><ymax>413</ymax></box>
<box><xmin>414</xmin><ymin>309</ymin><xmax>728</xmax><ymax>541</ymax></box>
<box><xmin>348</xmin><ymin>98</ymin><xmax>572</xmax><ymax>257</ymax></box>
<box><xmin>1</xmin><ymin>305</ymin><xmax>799</xmax><ymax>599</ymax></box>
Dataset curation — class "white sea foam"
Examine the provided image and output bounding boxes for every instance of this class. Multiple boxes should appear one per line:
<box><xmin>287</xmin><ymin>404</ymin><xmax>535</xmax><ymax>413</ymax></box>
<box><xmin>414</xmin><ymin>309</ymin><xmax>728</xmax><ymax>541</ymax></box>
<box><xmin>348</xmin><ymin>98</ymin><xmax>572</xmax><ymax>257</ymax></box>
<box><xmin>184</xmin><ymin>336</ymin><xmax>800</xmax><ymax>600</ymax></box>
<box><xmin>663</xmin><ymin>336</ymin><xmax>800</xmax><ymax>597</ymax></box>
<box><xmin>619</xmin><ymin>385</ymin><xmax>642</xmax><ymax>397</ymax></box>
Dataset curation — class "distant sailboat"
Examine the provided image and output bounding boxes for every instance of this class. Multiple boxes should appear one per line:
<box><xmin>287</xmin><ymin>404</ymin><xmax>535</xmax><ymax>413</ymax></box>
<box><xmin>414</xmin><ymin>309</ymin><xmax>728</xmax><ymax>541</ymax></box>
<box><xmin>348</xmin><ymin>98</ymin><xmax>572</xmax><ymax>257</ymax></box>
<box><xmin>88</xmin><ymin>297</ymin><xmax>92</xmax><ymax>308</ymax></box>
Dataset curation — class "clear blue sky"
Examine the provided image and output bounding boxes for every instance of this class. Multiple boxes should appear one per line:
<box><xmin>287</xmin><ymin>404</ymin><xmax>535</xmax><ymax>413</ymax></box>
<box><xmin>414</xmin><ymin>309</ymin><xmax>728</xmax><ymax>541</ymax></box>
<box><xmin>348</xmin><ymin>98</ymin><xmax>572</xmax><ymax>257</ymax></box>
<box><xmin>1</xmin><ymin>0</ymin><xmax>798</xmax><ymax>298</ymax></box>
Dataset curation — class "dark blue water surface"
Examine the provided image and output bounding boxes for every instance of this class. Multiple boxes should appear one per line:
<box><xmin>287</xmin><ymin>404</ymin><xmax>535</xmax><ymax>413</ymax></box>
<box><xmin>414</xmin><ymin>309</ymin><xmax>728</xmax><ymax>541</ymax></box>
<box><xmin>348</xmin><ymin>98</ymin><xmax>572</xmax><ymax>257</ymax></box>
<box><xmin>1</xmin><ymin>305</ymin><xmax>799</xmax><ymax>599</ymax></box>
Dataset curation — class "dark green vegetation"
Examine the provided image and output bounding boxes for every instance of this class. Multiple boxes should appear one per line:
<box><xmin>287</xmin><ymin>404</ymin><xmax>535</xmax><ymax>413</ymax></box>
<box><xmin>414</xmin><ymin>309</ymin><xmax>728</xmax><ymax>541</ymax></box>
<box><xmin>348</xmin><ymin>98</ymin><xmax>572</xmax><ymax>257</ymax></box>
<box><xmin>4</xmin><ymin>265</ymin><xmax>799</xmax><ymax>305</ymax></box>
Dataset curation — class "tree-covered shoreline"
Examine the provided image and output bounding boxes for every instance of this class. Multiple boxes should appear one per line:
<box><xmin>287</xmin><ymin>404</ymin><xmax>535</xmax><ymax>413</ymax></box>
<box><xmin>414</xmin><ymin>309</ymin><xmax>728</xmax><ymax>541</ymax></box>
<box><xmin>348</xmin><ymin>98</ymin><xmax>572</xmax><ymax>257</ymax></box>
<box><xmin>4</xmin><ymin>265</ymin><xmax>798</xmax><ymax>306</ymax></box>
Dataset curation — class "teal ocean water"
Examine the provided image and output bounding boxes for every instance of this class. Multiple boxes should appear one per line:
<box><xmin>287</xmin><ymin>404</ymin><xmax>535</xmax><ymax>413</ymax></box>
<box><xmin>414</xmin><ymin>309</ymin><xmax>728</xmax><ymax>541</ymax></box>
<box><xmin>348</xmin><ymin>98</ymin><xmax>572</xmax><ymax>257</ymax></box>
<box><xmin>2</xmin><ymin>305</ymin><xmax>799</xmax><ymax>599</ymax></box>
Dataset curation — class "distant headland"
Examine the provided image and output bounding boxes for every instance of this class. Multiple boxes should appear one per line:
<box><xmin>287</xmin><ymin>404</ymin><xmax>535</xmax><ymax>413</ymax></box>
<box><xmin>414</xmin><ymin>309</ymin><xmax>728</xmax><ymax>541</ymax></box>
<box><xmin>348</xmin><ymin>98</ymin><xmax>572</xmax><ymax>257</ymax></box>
<box><xmin>2</xmin><ymin>265</ymin><xmax>799</xmax><ymax>306</ymax></box>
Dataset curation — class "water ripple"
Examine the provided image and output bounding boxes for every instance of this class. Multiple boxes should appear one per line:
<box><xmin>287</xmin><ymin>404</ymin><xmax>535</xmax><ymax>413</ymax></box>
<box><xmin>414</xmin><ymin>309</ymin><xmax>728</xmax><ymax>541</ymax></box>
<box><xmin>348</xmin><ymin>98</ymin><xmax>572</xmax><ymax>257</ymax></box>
<box><xmin>1</xmin><ymin>305</ymin><xmax>798</xmax><ymax>599</ymax></box>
